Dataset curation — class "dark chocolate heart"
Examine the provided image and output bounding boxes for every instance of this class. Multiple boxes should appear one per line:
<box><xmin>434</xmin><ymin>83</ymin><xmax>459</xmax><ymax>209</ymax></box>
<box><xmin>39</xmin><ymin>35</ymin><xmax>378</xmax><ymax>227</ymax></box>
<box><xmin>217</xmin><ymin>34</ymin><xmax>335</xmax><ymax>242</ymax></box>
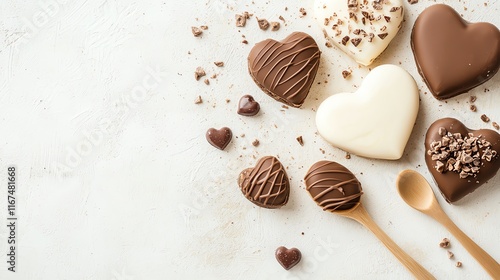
<box><xmin>248</xmin><ymin>32</ymin><xmax>321</xmax><ymax>108</ymax></box>
<box><xmin>425</xmin><ymin>118</ymin><xmax>500</xmax><ymax>203</ymax></box>
<box><xmin>275</xmin><ymin>246</ymin><xmax>301</xmax><ymax>270</ymax></box>
<box><xmin>238</xmin><ymin>156</ymin><xmax>289</xmax><ymax>208</ymax></box>
<box><xmin>206</xmin><ymin>127</ymin><xmax>232</xmax><ymax>150</ymax></box>
<box><xmin>411</xmin><ymin>4</ymin><xmax>500</xmax><ymax>100</ymax></box>
<box><xmin>237</xmin><ymin>95</ymin><xmax>260</xmax><ymax>116</ymax></box>
<box><xmin>304</xmin><ymin>161</ymin><xmax>363</xmax><ymax>211</ymax></box>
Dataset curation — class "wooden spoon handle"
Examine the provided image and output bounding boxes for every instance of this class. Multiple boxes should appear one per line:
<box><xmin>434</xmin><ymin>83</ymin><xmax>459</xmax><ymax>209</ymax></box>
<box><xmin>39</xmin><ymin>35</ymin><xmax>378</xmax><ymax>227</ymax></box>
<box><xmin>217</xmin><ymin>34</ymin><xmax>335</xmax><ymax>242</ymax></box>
<box><xmin>351</xmin><ymin>205</ymin><xmax>436</xmax><ymax>280</ymax></box>
<box><xmin>433</xmin><ymin>210</ymin><xmax>500</xmax><ymax>279</ymax></box>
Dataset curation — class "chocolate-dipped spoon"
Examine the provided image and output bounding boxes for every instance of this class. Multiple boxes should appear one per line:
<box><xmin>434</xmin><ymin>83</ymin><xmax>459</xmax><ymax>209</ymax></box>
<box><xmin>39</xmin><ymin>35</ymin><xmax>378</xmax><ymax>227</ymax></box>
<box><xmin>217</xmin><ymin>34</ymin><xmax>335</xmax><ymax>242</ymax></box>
<box><xmin>305</xmin><ymin>161</ymin><xmax>435</xmax><ymax>279</ymax></box>
<box><xmin>397</xmin><ymin>170</ymin><xmax>500</xmax><ymax>279</ymax></box>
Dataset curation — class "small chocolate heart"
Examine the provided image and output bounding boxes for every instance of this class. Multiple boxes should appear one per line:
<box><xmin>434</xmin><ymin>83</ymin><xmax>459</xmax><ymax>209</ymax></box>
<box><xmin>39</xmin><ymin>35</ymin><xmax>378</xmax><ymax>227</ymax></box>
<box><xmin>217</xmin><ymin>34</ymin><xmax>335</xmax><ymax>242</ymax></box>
<box><xmin>275</xmin><ymin>246</ymin><xmax>301</xmax><ymax>270</ymax></box>
<box><xmin>237</xmin><ymin>95</ymin><xmax>260</xmax><ymax>116</ymax></box>
<box><xmin>304</xmin><ymin>161</ymin><xmax>363</xmax><ymax>211</ymax></box>
<box><xmin>238</xmin><ymin>156</ymin><xmax>289</xmax><ymax>208</ymax></box>
<box><xmin>206</xmin><ymin>127</ymin><xmax>232</xmax><ymax>150</ymax></box>
<box><xmin>425</xmin><ymin>118</ymin><xmax>500</xmax><ymax>203</ymax></box>
<box><xmin>248</xmin><ymin>32</ymin><xmax>320</xmax><ymax>108</ymax></box>
<box><xmin>411</xmin><ymin>4</ymin><xmax>500</xmax><ymax>100</ymax></box>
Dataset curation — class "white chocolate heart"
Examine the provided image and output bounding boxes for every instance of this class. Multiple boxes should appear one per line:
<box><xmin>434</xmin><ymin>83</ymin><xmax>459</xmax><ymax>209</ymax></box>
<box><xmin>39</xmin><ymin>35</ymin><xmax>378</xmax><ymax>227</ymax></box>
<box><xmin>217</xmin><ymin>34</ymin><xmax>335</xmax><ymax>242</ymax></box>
<box><xmin>316</xmin><ymin>64</ymin><xmax>419</xmax><ymax>160</ymax></box>
<box><xmin>314</xmin><ymin>0</ymin><xmax>404</xmax><ymax>66</ymax></box>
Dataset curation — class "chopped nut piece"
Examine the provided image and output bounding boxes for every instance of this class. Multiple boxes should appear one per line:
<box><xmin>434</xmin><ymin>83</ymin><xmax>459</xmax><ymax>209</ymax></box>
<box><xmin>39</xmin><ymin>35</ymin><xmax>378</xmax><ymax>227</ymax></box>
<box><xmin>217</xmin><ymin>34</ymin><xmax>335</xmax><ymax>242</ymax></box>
<box><xmin>257</xmin><ymin>18</ymin><xmax>270</xmax><ymax>30</ymax></box>
<box><xmin>204</xmin><ymin>79</ymin><xmax>210</xmax><ymax>85</ymax></box>
<box><xmin>214</xmin><ymin>61</ymin><xmax>224</xmax><ymax>67</ymax></box>
<box><xmin>447</xmin><ymin>251</ymin><xmax>454</xmax><ymax>259</ymax></box>
<box><xmin>378</xmin><ymin>33</ymin><xmax>388</xmax><ymax>39</ymax></box>
<box><xmin>481</xmin><ymin>114</ymin><xmax>490</xmax><ymax>123</ymax></box>
<box><xmin>470</xmin><ymin>104</ymin><xmax>477</xmax><ymax>112</ymax></box>
<box><xmin>271</xmin><ymin>21</ymin><xmax>280</xmax><ymax>31</ymax></box>
<box><xmin>192</xmin><ymin>26</ymin><xmax>203</xmax><ymax>37</ymax></box>
<box><xmin>342</xmin><ymin>70</ymin><xmax>352</xmax><ymax>79</ymax></box>
<box><xmin>351</xmin><ymin>38</ymin><xmax>362</xmax><ymax>47</ymax></box>
<box><xmin>194</xmin><ymin>95</ymin><xmax>203</xmax><ymax>104</ymax></box>
<box><xmin>195</xmin><ymin>67</ymin><xmax>206</xmax><ymax>80</ymax></box>
<box><xmin>438</xmin><ymin>127</ymin><xmax>447</xmax><ymax>136</ymax></box>
<box><xmin>235</xmin><ymin>14</ymin><xmax>246</xmax><ymax>27</ymax></box>
<box><xmin>439</xmin><ymin>238</ymin><xmax>450</xmax><ymax>248</ymax></box>
<box><xmin>296</xmin><ymin>136</ymin><xmax>304</xmax><ymax>146</ymax></box>
<box><xmin>456</xmin><ymin>261</ymin><xmax>462</xmax><ymax>268</ymax></box>
<box><xmin>252</xmin><ymin>139</ymin><xmax>260</xmax><ymax>147</ymax></box>
<box><xmin>493</xmin><ymin>122</ymin><xmax>499</xmax><ymax>130</ymax></box>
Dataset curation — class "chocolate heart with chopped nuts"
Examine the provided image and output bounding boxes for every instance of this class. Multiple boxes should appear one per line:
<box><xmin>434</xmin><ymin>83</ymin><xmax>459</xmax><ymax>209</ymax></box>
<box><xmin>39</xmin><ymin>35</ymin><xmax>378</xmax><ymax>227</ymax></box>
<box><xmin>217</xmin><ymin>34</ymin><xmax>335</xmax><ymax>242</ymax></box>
<box><xmin>411</xmin><ymin>4</ymin><xmax>500</xmax><ymax>100</ymax></box>
<box><xmin>238</xmin><ymin>156</ymin><xmax>290</xmax><ymax>208</ymax></box>
<box><xmin>237</xmin><ymin>95</ymin><xmax>260</xmax><ymax>116</ymax></box>
<box><xmin>206</xmin><ymin>127</ymin><xmax>232</xmax><ymax>150</ymax></box>
<box><xmin>425</xmin><ymin>118</ymin><xmax>500</xmax><ymax>203</ymax></box>
<box><xmin>248</xmin><ymin>32</ymin><xmax>320</xmax><ymax>108</ymax></box>
<box><xmin>275</xmin><ymin>246</ymin><xmax>301</xmax><ymax>270</ymax></box>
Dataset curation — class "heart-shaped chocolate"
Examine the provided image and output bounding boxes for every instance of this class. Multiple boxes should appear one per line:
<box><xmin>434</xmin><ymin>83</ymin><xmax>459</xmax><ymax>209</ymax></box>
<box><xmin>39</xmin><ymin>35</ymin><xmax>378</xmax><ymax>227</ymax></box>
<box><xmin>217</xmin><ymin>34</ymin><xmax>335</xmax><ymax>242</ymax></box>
<box><xmin>425</xmin><ymin>118</ymin><xmax>500</xmax><ymax>203</ymax></box>
<box><xmin>248</xmin><ymin>32</ymin><xmax>320</xmax><ymax>108</ymax></box>
<box><xmin>206</xmin><ymin>127</ymin><xmax>232</xmax><ymax>150</ymax></box>
<box><xmin>316</xmin><ymin>64</ymin><xmax>419</xmax><ymax>160</ymax></box>
<box><xmin>238</xmin><ymin>156</ymin><xmax>289</xmax><ymax>208</ymax></box>
<box><xmin>305</xmin><ymin>160</ymin><xmax>363</xmax><ymax>211</ymax></box>
<box><xmin>411</xmin><ymin>4</ymin><xmax>500</xmax><ymax>100</ymax></box>
<box><xmin>237</xmin><ymin>95</ymin><xmax>260</xmax><ymax>116</ymax></box>
<box><xmin>314</xmin><ymin>0</ymin><xmax>404</xmax><ymax>66</ymax></box>
<box><xmin>275</xmin><ymin>246</ymin><xmax>301</xmax><ymax>270</ymax></box>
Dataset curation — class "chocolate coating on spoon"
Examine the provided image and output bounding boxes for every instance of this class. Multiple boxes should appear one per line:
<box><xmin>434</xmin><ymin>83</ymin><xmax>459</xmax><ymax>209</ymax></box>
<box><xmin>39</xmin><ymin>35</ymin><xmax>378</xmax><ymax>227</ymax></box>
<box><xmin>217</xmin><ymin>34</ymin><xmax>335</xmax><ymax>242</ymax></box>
<box><xmin>425</xmin><ymin>118</ymin><xmax>500</xmax><ymax>203</ymax></box>
<box><xmin>304</xmin><ymin>161</ymin><xmax>363</xmax><ymax>211</ymax></box>
<box><xmin>411</xmin><ymin>4</ymin><xmax>500</xmax><ymax>100</ymax></box>
<box><xmin>248</xmin><ymin>32</ymin><xmax>320</xmax><ymax>108</ymax></box>
<box><xmin>238</xmin><ymin>156</ymin><xmax>289</xmax><ymax>208</ymax></box>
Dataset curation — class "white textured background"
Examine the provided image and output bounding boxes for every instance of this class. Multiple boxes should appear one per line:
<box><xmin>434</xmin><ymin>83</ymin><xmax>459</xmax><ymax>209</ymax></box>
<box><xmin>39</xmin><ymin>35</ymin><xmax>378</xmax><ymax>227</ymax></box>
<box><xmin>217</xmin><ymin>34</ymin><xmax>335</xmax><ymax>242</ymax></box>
<box><xmin>0</xmin><ymin>0</ymin><xmax>499</xmax><ymax>279</ymax></box>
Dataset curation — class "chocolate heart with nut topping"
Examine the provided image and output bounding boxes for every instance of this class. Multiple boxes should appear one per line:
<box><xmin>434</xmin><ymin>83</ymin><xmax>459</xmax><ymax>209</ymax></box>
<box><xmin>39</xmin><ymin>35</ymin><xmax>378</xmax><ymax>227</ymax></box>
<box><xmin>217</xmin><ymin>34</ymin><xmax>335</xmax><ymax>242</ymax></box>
<box><xmin>248</xmin><ymin>32</ymin><xmax>320</xmax><ymax>108</ymax></box>
<box><xmin>411</xmin><ymin>4</ymin><xmax>500</xmax><ymax>99</ymax></box>
<box><xmin>275</xmin><ymin>246</ymin><xmax>301</xmax><ymax>270</ymax></box>
<box><xmin>238</xmin><ymin>156</ymin><xmax>290</xmax><ymax>208</ymax></box>
<box><xmin>425</xmin><ymin>118</ymin><xmax>500</xmax><ymax>203</ymax></box>
<box><xmin>206</xmin><ymin>127</ymin><xmax>232</xmax><ymax>150</ymax></box>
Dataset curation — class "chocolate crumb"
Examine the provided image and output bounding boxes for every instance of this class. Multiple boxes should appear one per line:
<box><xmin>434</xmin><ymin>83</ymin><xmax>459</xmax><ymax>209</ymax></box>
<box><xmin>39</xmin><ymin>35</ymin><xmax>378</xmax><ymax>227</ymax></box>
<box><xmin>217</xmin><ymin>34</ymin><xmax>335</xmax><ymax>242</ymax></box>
<box><xmin>447</xmin><ymin>251</ymin><xmax>454</xmax><ymax>259</ymax></box>
<box><xmin>342</xmin><ymin>36</ymin><xmax>350</xmax><ymax>45</ymax></box>
<box><xmin>191</xmin><ymin>26</ymin><xmax>203</xmax><ymax>37</ymax></box>
<box><xmin>342</xmin><ymin>70</ymin><xmax>352</xmax><ymax>79</ymax></box>
<box><xmin>252</xmin><ymin>139</ymin><xmax>260</xmax><ymax>147</ymax></box>
<box><xmin>235</xmin><ymin>14</ymin><xmax>246</xmax><ymax>27</ymax></box>
<box><xmin>378</xmin><ymin>33</ymin><xmax>388</xmax><ymax>39</ymax></box>
<box><xmin>348</xmin><ymin>0</ymin><xmax>358</xmax><ymax>11</ymax></box>
<box><xmin>200</xmin><ymin>25</ymin><xmax>208</xmax><ymax>30</ymax></box>
<box><xmin>439</xmin><ymin>238</ymin><xmax>450</xmax><ymax>248</ymax></box>
<box><xmin>380</xmin><ymin>26</ymin><xmax>387</xmax><ymax>32</ymax></box>
<box><xmin>299</xmin><ymin>7</ymin><xmax>307</xmax><ymax>16</ymax></box>
<box><xmin>225</xmin><ymin>99</ymin><xmax>230</xmax><ymax>103</ymax></box>
<box><xmin>240</xmin><ymin>134</ymin><xmax>245</xmax><ymax>138</ymax></box>
<box><xmin>194</xmin><ymin>96</ymin><xmax>203</xmax><ymax>104</ymax></box>
<box><xmin>408</xmin><ymin>0</ymin><xmax>418</xmax><ymax>4</ymax></box>
<box><xmin>470</xmin><ymin>105</ymin><xmax>477</xmax><ymax>112</ymax></box>
<box><xmin>325</xmin><ymin>41</ymin><xmax>333</xmax><ymax>48</ymax></box>
<box><xmin>470</xmin><ymin>95</ymin><xmax>477</xmax><ymax>103</ymax></box>
<box><xmin>345</xmin><ymin>152</ymin><xmax>351</xmax><ymax>159</ymax></box>
<box><xmin>390</xmin><ymin>6</ymin><xmax>401</xmax><ymax>12</ymax></box>
<box><xmin>271</xmin><ymin>22</ymin><xmax>280</xmax><ymax>31</ymax></box>
<box><xmin>368</xmin><ymin>33</ymin><xmax>375</xmax><ymax>42</ymax></box>
<box><xmin>351</xmin><ymin>38</ymin><xmax>362</xmax><ymax>47</ymax></box>
<box><xmin>372</xmin><ymin>0</ymin><xmax>383</xmax><ymax>10</ymax></box>
<box><xmin>384</xmin><ymin>16</ymin><xmax>391</xmax><ymax>22</ymax></box>
<box><xmin>257</xmin><ymin>18</ymin><xmax>270</xmax><ymax>30</ymax></box>
<box><xmin>279</xmin><ymin>15</ymin><xmax>285</xmax><ymax>22</ymax></box>
<box><xmin>242</xmin><ymin>40</ymin><xmax>248</xmax><ymax>44</ymax></box>
<box><xmin>282</xmin><ymin>105</ymin><xmax>289</xmax><ymax>109</ymax></box>
<box><xmin>456</xmin><ymin>261</ymin><xmax>462</xmax><ymax>268</ymax></box>
<box><xmin>320</xmin><ymin>148</ymin><xmax>325</xmax><ymax>154</ymax></box>
<box><xmin>211</xmin><ymin>74</ymin><xmax>217</xmax><ymax>79</ymax></box>
<box><xmin>195</xmin><ymin>67</ymin><xmax>206</xmax><ymax>80</ymax></box>
<box><xmin>296</xmin><ymin>136</ymin><xmax>304</xmax><ymax>146</ymax></box>
<box><xmin>214</xmin><ymin>61</ymin><xmax>224</xmax><ymax>67</ymax></box>
<box><xmin>481</xmin><ymin>114</ymin><xmax>490</xmax><ymax>123</ymax></box>
<box><xmin>493</xmin><ymin>122</ymin><xmax>499</xmax><ymax>130</ymax></box>
<box><xmin>204</xmin><ymin>79</ymin><xmax>210</xmax><ymax>85</ymax></box>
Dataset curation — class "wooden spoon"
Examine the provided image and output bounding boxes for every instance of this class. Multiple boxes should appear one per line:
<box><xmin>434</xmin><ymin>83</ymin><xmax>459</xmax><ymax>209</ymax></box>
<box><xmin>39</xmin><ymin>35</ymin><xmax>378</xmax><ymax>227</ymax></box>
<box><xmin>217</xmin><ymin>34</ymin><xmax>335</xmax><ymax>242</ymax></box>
<box><xmin>396</xmin><ymin>169</ymin><xmax>500</xmax><ymax>279</ymax></box>
<box><xmin>334</xmin><ymin>203</ymin><xmax>436</xmax><ymax>279</ymax></box>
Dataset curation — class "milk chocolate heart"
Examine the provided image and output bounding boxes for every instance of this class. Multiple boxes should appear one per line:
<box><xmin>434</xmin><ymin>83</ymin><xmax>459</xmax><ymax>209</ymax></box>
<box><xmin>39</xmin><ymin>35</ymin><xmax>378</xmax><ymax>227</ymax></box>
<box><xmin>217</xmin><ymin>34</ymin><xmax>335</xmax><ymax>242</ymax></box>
<box><xmin>238</xmin><ymin>156</ymin><xmax>289</xmax><ymax>208</ymax></box>
<box><xmin>425</xmin><ymin>118</ymin><xmax>500</xmax><ymax>203</ymax></box>
<box><xmin>411</xmin><ymin>4</ymin><xmax>500</xmax><ymax>100</ymax></box>
<box><xmin>314</xmin><ymin>0</ymin><xmax>404</xmax><ymax>66</ymax></box>
<box><xmin>206</xmin><ymin>127</ymin><xmax>232</xmax><ymax>150</ymax></box>
<box><xmin>316</xmin><ymin>64</ymin><xmax>419</xmax><ymax>160</ymax></box>
<box><xmin>248</xmin><ymin>32</ymin><xmax>320</xmax><ymax>108</ymax></box>
<box><xmin>275</xmin><ymin>246</ymin><xmax>301</xmax><ymax>270</ymax></box>
<box><xmin>237</xmin><ymin>95</ymin><xmax>260</xmax><ymax>116</ymax></box>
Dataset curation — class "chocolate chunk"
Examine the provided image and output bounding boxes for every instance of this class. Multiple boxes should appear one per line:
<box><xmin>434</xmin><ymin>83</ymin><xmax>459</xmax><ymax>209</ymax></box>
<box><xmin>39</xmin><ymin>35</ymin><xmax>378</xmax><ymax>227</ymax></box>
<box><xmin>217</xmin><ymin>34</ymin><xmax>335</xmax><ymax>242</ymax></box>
<box><xmin>206</xmin><ymin>127</ymin><xmax>232</xmax><ymax>150</ymax></box>
<box><xmin>242</xmin><ymin>40</ymin><xmax>248</xmax><ymax>44</ymax></box>
<box><xmin>425</xmin><ymin>118</ymin><xmax>500</xmax><ymax>203</ymax></box>
<box><xmin>384</xmin><ymin>16</ymin><xmax>391</xmax><ymax>22</ymax></box>
<box><xmin>194</xmin><ymin>95</ymin><xmax>203</xmax><ymax>104</ymax></box>
<box><xmin>237</xmin><ymin>95</ymin><xmax>260</xmax><ymax>116</ymax></box>
<box><xmin>191</xmin><ymin>26</ymin><xmax>203</xmax><ymax>37</ymax></box>
<box><xmin>248</xmin><ymin>32</ymin><xmax>321</xmax><ymax>107</ymax></box>
<box><xmin>348</xmin><ymin>0</ymin><xmax>358</xmax><ymax>10</ymax></box>
<box><xmin>390</xmin><ymin>6</ymin><xmax>400</xmax><ymax>12</ymax></box>
<box><xmin>439</xmin><ymin>238</ymin><xmax>450</xmax><ymax>248</ymax></box>
<box><xmin>275</xmin><ymin>247</ymin><xmax>301</xmax><ymax>270</ymax></box>
<box><xmin>236</xmin><ymin>14</ymin><xmax>246</xmax><ymax>27</ymax></box>
<box><xmin>470</xmin><ymin>105</ymin><xmax>477</xmax><ymax>112</ymax></box>
<box><xmin>238</xmin><ymin>156</ymin><xmax>290</xmax><ymax>208</ymax></box>
<box><xmin>195</xmin><ymin>67</ymin><xmax>206</xmax><ymax>80</ymax></box>
<box><xmin>368</xmin><ymin>33</ymin><xmax>375</xmax><ymax>42</ymax></box>
<box><xmin>305</xmin><ymin>161</ymin><xmax>363</xmax><ymax>211</ymax></box>
<box><xmin>372</xmin><ymin>0</ymin><xmax>383</xmax><ymax>10</ymax></box>
<box><xmin>271</xmin><ymin>22</ymin><xmax>280</xmax><ymax>31</ymax></box>
<box><xmin>342</xmin><ymin>70</ymin><xmax>352</xmax><ymax>79</ymax></box>
<box><xmin>411</xmin><ymin>4</ymin><xmax>500</xmax><ymax>100</ymax></box>
<box><xmin>252</xmin><ymin>139</ymin><xmax>260</xmax><ymax>147</ymax></box>
<box><xmin>342</xmin><ymin>35</ymin><xmax>350</xmax><ymax>45</ymax></box>
<box><xmin>351</xmin><ymin>38</ymin><xmax>362</xmax><ymax>47</ymax></box>
<box><xmin>378</xmin><ymin>33</ymin><xmax>388</xmax><ymax>39</ymax></box>
<box><xmin>481</xmin><ymin>114</ymin><xmax>490</xmax><ymax>123</ymax></box>
<box><xmin>299</xmin><ymin>7</ymin><xmax>307</xmax><ymax>16</ymax></box>
<box><xmin>214</xmin><ymin>61</ymin><xmax>224</xmax><ymax>67</ymax></box>
<box><xmin>257</xmin><ymin>18</ymin><xmax>270</xmax><ymax>30</ymax></box>
<box><xmin>296</xmin><ymin>136</ymin><xmax>304</xmax><ymax>146</ymax></box>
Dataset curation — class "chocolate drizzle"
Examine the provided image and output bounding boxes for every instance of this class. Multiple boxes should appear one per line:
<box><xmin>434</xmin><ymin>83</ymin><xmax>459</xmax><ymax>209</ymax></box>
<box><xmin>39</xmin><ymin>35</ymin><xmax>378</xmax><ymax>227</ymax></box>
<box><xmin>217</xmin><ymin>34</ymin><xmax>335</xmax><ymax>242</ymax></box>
<box><xmin>238</xmin><ymin>156</ymin><xmax>290</xmax><ymax>208</ymax></box>
<box><xmin>305</xmin><ymin>161</ymin><xmax>363</xmax><ymax>211</ymax></box>
<box><xmin>248</xmin><ymin>32</ymin><xmax>320</xmax><ymax>107</ymax></box>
